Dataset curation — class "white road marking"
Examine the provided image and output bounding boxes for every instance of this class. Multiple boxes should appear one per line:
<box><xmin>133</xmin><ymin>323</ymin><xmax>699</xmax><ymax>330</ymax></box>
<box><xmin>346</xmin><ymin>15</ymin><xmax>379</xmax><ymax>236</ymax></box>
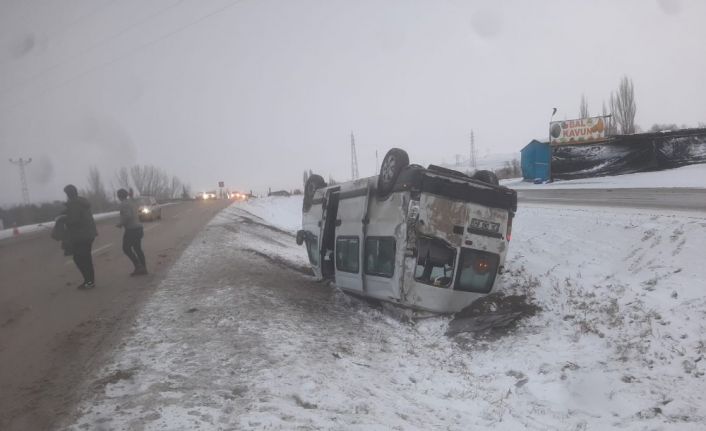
<box><xmin>65</xmin><ymin>243</ymin><xmax>113</xmax><ymax>265</ymax></box>
<box><xmin>92</xmin><ymin>243</ymin><xmax>113</xmax><ymax>255</ymax></box>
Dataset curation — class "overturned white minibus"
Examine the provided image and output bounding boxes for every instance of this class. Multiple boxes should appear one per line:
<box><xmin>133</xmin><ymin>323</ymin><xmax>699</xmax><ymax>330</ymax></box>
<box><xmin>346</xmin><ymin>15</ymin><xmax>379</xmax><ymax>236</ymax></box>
<box><xmin>297</xmin><ymin>148</ymin><xmax>517</xmax><ymax>313</ymax></box>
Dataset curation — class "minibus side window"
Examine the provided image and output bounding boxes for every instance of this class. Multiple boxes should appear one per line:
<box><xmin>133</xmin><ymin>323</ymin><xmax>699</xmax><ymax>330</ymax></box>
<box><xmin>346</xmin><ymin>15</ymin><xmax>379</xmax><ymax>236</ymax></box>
<box><xmin>414</xmin><ymin>237</ymin><xmax>456</xmax><ymax>288</ymax></box>
<box><xmin>365</xmin><ymin>237</ymin><xmax>396</xmax><ymax>278</ymax></box>
<box><xmin>305</xmin><ymin>235</ymin><xmax>320</xmax><ymax>267</ymax></box>
<box><xmin>336</xmin><ymin>236</ymin><xmax>359</xmax><ymax>273</ymax></box>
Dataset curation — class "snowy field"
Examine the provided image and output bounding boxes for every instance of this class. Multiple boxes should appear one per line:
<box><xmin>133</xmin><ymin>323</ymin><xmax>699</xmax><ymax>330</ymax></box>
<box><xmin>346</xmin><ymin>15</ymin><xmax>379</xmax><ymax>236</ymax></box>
<box><xmin>65</xmin><ymin>196</ymin><xmax>706</xmax><ymax>430</ymax></box>
<box><xmin>503</xmin><ymin>163</ymin><xmax>706</xmax><ymax>189</ymax></box>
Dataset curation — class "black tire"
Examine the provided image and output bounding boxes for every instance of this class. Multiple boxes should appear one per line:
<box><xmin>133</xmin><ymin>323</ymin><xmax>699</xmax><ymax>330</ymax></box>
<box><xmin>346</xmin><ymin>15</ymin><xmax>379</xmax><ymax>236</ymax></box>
<box><xmin>377</xmin><ymin>148</ymin><xmax>409</xmax><ymax>197</ymax></box>
<box><xmin>303</xmin><ymin>174</ymin><xmax>326</xmax><ymax>212</ymax></box>
<box><xmin>472</xmin><ymin>170</ymin><xmax>500</xmax><ymax>186</ymax></box>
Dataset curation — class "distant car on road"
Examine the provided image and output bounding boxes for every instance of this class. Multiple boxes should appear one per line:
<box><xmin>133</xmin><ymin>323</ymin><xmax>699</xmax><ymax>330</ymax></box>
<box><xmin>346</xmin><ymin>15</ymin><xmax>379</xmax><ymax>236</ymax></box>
<box><xmin>228</xmin><ymin>191</ymin><xmax>248</xmax><ymax>201</ymax></box>
<box><xmin>135</xmin><ymin>196</ymin><xmax>162</xmax><ymax>221</ymax></box>
<box><xmin>199</xmin><ymin>191</ymin><xmax>218</xmax><ymax>200</ymax></box>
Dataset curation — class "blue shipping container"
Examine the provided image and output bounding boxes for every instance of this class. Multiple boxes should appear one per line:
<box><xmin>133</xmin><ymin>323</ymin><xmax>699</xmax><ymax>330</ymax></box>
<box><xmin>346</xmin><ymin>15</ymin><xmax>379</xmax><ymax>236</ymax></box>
<box><xmin>521</xmin><ymin>140</ymin><xmax>551</xmax><ymax>182</ymax></box>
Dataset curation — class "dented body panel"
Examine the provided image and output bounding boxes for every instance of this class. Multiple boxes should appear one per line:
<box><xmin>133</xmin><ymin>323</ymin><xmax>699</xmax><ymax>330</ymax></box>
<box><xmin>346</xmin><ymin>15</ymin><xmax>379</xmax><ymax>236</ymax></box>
<box><xmin>300</xmin><ymin>166</ymin><xmax>517</xmax><ymax>314</ymax></box>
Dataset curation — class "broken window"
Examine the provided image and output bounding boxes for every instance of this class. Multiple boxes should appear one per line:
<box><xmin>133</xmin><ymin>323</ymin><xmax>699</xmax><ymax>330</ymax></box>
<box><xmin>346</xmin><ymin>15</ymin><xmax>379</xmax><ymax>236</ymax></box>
<box><xmin>414</xmin><ymin>236</ymin><xmax>456</xmax><ymax>287</ymax></box>
<box><xmin>336</xmin><ymin>236</ymin><xmax>359</xmax><ymax>273</ymax></box>
<box><xmin>365</xmin><ymin>237</ymin><xmax>396</xmax><ymax>278</ymax></box>
<box><xmin>305</xmin><ymin>234</ymin><xmax>319</xmax><ymax>267</ymax></box>
<box><xmin>455</xmin><ymin>248</ymin><xmax>499</xmax><ymax>293</ymax></box>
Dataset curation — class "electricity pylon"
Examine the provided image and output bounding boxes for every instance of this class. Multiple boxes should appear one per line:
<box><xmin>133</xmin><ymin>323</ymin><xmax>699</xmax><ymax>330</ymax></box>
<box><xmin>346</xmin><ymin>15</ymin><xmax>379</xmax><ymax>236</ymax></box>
<box><xmin>9</xmin><ymin>157</ymin><xmax>32</xmax><ymax>205</ymax></box>
<box><xmin>469</xmin><ymin>130</ymin><xmax>477</xmax><ymax>171</ymax></box>
<box><xmin>351</xmin><ymin>132</ymin><xmax>359</xmax><ymax>180</ymax></box>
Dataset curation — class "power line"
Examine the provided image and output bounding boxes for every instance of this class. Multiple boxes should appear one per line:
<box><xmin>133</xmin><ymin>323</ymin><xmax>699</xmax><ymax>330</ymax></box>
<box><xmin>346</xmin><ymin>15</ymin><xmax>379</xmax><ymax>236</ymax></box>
<box><xmin>1</xmin><ymin>0</ymin><xmax>249</xmax><ymax>114</ymax></box>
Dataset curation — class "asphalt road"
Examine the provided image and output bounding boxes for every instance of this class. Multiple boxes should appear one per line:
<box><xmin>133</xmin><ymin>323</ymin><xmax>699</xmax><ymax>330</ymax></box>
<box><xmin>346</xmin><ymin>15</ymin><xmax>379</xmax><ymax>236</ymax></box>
<box><xmin>516</xmin><ymin>188</ymin><xmax>706</xmax><ymax>211</ymax></box>
<box><xmin>0</xmin><ymin>199</ymin><xmax>231</xmax><ymax>431</ymax></box>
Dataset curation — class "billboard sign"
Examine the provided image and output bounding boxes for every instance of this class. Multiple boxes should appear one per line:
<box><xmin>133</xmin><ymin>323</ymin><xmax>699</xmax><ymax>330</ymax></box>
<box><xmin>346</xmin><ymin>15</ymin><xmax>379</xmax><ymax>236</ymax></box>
<box><xmin>550</xmin><ymin>116</ymin><xmax>607</xmax><ymax>145</ymax></box>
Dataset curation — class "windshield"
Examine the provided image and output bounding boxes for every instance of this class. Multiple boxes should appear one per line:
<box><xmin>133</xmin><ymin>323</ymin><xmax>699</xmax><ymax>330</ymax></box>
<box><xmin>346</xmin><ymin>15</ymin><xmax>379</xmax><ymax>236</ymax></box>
<box><xmin>134</xmin><ymin>197</ymin><xmax>152</xmax><ymax>206</ymax></box>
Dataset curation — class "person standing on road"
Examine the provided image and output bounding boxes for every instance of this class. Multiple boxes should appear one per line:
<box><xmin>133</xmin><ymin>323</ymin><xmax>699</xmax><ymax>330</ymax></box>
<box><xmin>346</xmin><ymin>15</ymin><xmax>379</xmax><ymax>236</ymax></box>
<box><xmin>116</xmin><ymin>189</ymin><xmax>148</xmax><ymax>276</ymax></box>
<box><xmin>63</xmin><ymin>184</ymin><xmax>97</xmax><ymax>289</ymax></box>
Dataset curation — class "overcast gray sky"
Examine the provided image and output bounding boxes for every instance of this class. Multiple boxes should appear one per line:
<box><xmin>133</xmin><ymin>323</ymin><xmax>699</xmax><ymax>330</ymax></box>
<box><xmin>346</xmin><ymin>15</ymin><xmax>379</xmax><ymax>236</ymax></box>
<box><xmin>1</xmin><ymin>0</ymin><xmax>705</xmax><ymax>205</ymax></box>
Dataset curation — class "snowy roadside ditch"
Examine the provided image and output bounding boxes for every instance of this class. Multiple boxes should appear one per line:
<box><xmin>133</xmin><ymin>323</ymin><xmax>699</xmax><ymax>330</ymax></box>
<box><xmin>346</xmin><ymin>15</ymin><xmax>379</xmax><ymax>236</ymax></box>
<box><xmin>65</xmin><ymin>197</ymin><xmax>706</xmax><ymax>430</ymax></box>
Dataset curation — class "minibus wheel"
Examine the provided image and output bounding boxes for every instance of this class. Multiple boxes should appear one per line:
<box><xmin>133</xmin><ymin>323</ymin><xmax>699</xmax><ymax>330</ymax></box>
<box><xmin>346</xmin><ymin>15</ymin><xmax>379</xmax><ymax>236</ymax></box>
<box><xmin>472</xmin><ymin>170</ymin><xmax>499</xmax><ymax>186</ymax></box>
<box><xmin>303</xmin><ymin>174</ymin><xmax>326</xmax><ymax>211</ymax></box>
<box><xmin>377</xmin><ymin>148</ymin><xmax>409</xmax><ymax>197</ymax></box>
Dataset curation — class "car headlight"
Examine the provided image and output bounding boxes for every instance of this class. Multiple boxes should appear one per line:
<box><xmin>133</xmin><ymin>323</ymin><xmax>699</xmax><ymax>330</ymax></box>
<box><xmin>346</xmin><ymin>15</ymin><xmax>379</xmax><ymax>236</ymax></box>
<box><xmin>141</xmin><ymin>208</ymin><xmax>151</xmax><ymax>214</ymax></box>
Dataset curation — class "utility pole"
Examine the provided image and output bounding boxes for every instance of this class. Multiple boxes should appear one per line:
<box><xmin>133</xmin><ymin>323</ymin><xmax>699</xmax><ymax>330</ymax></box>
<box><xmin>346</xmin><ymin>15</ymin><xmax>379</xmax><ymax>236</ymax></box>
<box><xmin>469</xmin><ymin>130</ymin><xmax>477</xmax><ymax>171</ymax></box>
<box><xmin>375</xmin><ymin>150</ymin><xmax>379</xmax><ymax>175</ymax></box>
<box><xmin>9</xmin><ymin>157</ymin><xmax>32</xmax><ymax>205</ymax></box>
<box><xmin>350</xmin><ymin>131</ymin><xmax>359</xmax><ymax>180</ymax></box>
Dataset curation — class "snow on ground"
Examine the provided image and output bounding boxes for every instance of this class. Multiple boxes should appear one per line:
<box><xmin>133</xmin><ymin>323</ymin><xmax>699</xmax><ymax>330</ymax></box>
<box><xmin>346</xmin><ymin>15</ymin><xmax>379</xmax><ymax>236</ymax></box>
<box><xmin>503</xmin><ymin>163</ymin><xmax>706</xmax><ymax>189</ymax></box>
<box><xmin>0</xmin><ymin>202</ymin><xmax>181</xmax><ymax>241</ymax></box>
<box><xmin>66</xmin><ymin>197</ymin><xmax>706</xmax><ymax>430</ymax></box>
<box><xmin>235</xmin><ymin>196</ymin><xmax>303</xmax><ymax>234</ymax></box>
<box><xmin>0</xmin><ymin>211</ymin><xmax>119</xmax><ymax>240</ymax></box>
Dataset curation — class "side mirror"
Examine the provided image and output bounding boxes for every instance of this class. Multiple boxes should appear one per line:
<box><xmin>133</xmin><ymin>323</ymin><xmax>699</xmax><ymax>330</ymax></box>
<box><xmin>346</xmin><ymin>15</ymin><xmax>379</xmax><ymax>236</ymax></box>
<box><xmin>296</xmin><ymin>230</ymin><xmax>305</xmax><ymax>246</ymax></box>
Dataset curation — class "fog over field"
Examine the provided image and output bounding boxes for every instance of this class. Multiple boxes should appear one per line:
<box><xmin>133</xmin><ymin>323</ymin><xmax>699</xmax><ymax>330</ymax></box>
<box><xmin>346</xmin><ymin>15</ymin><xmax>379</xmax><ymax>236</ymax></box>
<box><xmin>1</xmin><ymin>0</ymin><xmax>705</xmax><ymax>205</ymax></box>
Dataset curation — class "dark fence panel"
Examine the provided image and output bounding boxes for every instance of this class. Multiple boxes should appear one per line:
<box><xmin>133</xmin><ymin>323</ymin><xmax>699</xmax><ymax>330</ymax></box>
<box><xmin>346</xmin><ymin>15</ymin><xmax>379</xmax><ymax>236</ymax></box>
<box><xmin>551</xmin><ymin>129</ymin><xmax>706</xmax><ymax>179</ymax></box>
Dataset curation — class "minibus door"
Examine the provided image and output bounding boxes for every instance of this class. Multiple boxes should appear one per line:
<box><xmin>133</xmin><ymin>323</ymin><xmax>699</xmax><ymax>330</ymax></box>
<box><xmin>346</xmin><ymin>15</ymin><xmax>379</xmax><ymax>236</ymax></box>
<box><xmin>320</xmin><ymin>188</ymin><xmax>340</xmax><ymax>278</ymax></box>
<box><xmin>332</xmin><ymin>187</ymin><xmax>369</xmax><ymax>293</ymax></box>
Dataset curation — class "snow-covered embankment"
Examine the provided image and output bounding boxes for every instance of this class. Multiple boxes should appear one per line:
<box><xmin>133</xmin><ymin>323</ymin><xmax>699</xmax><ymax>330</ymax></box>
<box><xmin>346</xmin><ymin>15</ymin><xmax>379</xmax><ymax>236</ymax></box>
<box><xmin>67</xmin><ymin>196</ymin><xmax>706</xmax><ymax>430</ymax></box>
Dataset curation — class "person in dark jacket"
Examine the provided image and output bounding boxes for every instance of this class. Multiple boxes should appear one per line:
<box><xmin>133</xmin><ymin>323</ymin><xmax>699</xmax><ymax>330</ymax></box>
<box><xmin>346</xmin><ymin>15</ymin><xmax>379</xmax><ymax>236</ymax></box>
<box><xmin>116</xmin><ymin>189</ymin><xmax>147</xmax><ymax>275</ymax></box>
<box><xmin>63</xmin><ymin>184</ymin><xmax>98</xmax><ymax>288</ymax></box>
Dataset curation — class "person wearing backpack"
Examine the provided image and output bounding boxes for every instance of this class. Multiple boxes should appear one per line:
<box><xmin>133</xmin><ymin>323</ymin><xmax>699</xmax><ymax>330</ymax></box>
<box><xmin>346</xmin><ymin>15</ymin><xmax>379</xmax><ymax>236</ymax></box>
<box><xmin>51</xmin><ymin>214</ymin><xmax>73</xmax><ymax>256</ymax></box>
<box><xmin>63</xmin><ymin>184</ymin><xmax>98</xmax><ymax>289</ymax></box>
<box><xmin>116</xmin><ymin>189</ymin><xmax>147</xmax><ymax>275</ymax></box>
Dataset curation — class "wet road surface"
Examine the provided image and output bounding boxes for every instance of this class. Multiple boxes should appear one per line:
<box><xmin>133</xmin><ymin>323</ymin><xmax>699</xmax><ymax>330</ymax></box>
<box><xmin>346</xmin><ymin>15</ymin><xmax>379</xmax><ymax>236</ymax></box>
<box><xmin>0</xmin><ymin>199</ymin><xmax>230</xmax><ymax>431</ymax></box>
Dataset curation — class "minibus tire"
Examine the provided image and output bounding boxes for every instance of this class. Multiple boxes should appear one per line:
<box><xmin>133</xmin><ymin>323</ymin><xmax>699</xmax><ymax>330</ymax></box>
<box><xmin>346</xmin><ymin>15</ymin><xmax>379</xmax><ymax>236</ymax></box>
<box><xmin>303</xmin><ymin>174</ymin><xmax>326</xmax><ymax>211</ymax></box>
<box><xmin>472</xmin><ymin>170</ymin><xmax>499</xmax><ymax>186</ymax></box>
<box><xmin>377</xmin><ymin>148</ymin><xmax>409</xmax><ymax>198</ymax></box>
